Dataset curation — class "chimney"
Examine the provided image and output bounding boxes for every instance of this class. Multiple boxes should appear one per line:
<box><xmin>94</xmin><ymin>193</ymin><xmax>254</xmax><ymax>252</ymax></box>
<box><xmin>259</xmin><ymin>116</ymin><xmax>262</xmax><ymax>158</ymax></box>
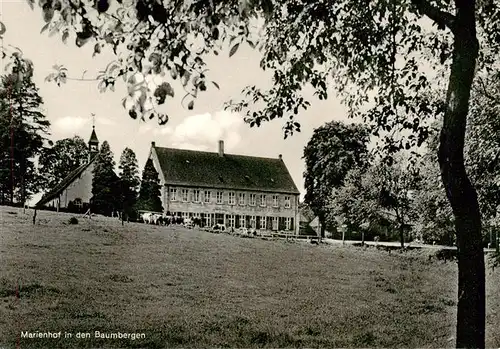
<box><xmin>279</xmin><ymin>154</ymin><xmax>282</xmax><ymax>161</ymax></box>
<box><xmin>151</xmin><ymin>141</ymin><xmax>156</xmax><ymax>148</ymax></box>
<box><xmin>218</xmin><ymin>140</ymin><xmax>224</xmax><ymax>157</ymax></box>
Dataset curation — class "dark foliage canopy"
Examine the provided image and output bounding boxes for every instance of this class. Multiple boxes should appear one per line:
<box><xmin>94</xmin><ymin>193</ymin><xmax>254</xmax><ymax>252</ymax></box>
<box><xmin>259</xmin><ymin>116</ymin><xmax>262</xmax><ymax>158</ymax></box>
<box><xmin>0</xmin><ymin>53</ymin><xmax>49</xmax><ymax>205</ymax></box>
<box><xmin>38</xmin><ymin>136</ymin><xmax>89</xmax><ymax>192</ymax></box>
<box><xmin>136</xmin><ymin>157</ymin><xmax>163</xmax><ymax>212</ymax></box>
<box><xmin>91</xmin><ymin>140</ymin><xmax>119</xmax><ymax>215</ymax></box>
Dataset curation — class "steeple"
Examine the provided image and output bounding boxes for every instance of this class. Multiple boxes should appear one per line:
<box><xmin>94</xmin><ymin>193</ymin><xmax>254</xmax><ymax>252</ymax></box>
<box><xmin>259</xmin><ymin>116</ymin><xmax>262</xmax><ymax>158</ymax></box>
<box><xmin>88</xmin><ymin>114</ymin><xmax>99</xmax><ymax>161</ymax></box>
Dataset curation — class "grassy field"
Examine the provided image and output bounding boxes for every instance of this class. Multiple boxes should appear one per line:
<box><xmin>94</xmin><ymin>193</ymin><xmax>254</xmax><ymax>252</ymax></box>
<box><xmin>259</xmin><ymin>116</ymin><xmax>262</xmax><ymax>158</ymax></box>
<box><xmin>0</xmin><ymin>205</ymin><xmax>499</xmax><ymax>348</ymax></box>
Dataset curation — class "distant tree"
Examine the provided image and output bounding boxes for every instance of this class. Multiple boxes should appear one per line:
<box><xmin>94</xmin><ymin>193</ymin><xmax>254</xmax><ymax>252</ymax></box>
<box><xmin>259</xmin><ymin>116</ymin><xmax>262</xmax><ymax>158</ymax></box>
<box><xmin>38</xmin><ymin>136</ymin><xmax>89</xmax><ymax>192</ymax></box>
<box><xmin>118</xmin><ymin>147</ymin><xmax>140</xmax><ymax>221</ymax></box>
<box><xmin>91</xmin><ymin>141</ymin><xmax>119</xmax><ymax>215</ymax></box>
<box><xmin>328</xmin><ymin>158</ymin><xmax>419</xmax><ymax>247</ymax></box>
<box><xmin>465</xmin><ymin>78</ymin><xmax>500</xmax><ymax>234</ymax></box>
<box><xmin>412</xmin><ymin>149</ymin><xmax>455</xmax><ymax>245</ymax></box>
<box><xmin>0</xmin><ymin>53</ymin><xmax>49</xmax><ymax>205</ymax></box>
<box><xmin>136</xmin><ymin>158</ymin><xmax>163</xmax><ymax>213</ymax></box>
<box><xmin>373</xmin><ymin>158</ymin><xmax>420</xmax><ymax>248</ymax></box>
<box><xmin>303</xmin><ymin>121</ymin><xmax>370</xmax><ymax>237</ymax></box>
<box><xmin>326</xmin><ymin>167</ymin><xmax>379</xmax><ymax>241</ymax></box>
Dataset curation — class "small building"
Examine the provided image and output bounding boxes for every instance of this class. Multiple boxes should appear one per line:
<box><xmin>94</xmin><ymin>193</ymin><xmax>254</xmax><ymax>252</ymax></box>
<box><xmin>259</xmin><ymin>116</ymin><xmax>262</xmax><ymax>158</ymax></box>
<box><xmin>36</xmin><ymin>126</ymin><xmax>100</xmax><ymax>211</ymax></box>
<box><xmin>148</xmin><ymin>140</ymin><xmax>301</xmax><ymax>234</ymax></box>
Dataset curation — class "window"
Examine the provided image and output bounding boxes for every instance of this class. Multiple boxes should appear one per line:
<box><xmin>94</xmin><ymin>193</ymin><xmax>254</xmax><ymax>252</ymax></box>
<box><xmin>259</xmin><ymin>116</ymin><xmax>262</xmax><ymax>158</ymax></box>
<box><xmin>74</xmin><ymin>198</ymin><xmax>83</xmax><ymax>208</ymax></box>
<box><xmin>260</xmin><ymin>216</ymin><xmax>267</xmax><ymax>229</ymax></box>
<box><xmin>285</xmin><ymin>217</ymin><xmax>291</xmax><ymax>230</ymax></box>
<box><xmin>250</xmin><ymin>216</ymin><xmax>256</xmax><ymax>229</ymax></box>
<box><xmin>228</xmin><ymin>214</ymin><xmax>235</xmax><ymax>228</ymax></box>
<box><xmin>272</xmin><ymin>217</ymin><xmax>278</xmax><ymax>230</ymax></box>
<box><xmin>284</xmin><ymin>196</ymin><xmax>291</xmax><ymax>208</ymax></box>
<box><xmin>239</xmin><ymin>193</ymin><xmax>245</xmax><ymax>205</ymax></box>
<box><xmin>182</xmin><ymin>189</ymin><xmax>188</xmax><ymax>202</ymax></box>
<box><xmin>259</xmin><ymin>194</ymin><xmax>266</xmax><ymax>207</ymax></box>
<box><xmin>273</xmin><ymin>195</ymin><xmax>279</xmax><ymax>207</ymax></box>
<box><xmin>170</xmin><ymin>188</ymin><xmax>177</xmax><ymax>201</ymax></box>
<box><xmin>229</xmin><ymin>192</ymin><xmax>236</xmax><ymax>205</ymax></box>
<box><xmin>194</xmin><ymin>190</ymin><xmax>200</xmax><ymax>203</ymax></box>
<box><xmin>182</xmin><ymin>212</ymin><xmax>189</xmax><ymax>219</ymax></box>
<box><xmin>205</xmin><ymin>214</ymin><xmax>212</xmax><ymax>227</ymax></box>
<box><xmin>240</xmin><ymin>215</ymin><xmax>246</xmax><ymax>228</ymax></box>
<box><xmin>204</xmin><ymin>191</ymin><xmax>211</xmax><ymax>203</ymax></box>
<box><xmin>216</xmin><ymin>191</ymin><xmax>223</xmax><ymax>204</ymax></box>
<box><xmin>249</xmin><ymin>194</ymin><xmax>256</xmax><ymax>206</ymax></box>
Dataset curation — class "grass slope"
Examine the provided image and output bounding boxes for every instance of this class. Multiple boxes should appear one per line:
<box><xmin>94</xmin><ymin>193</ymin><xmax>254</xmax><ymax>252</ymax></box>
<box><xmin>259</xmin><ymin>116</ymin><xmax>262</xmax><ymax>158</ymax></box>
<box><xmin>0</xmin><ymin>206</ymin><xmax>498</xmax><ymax>348</ymax></box>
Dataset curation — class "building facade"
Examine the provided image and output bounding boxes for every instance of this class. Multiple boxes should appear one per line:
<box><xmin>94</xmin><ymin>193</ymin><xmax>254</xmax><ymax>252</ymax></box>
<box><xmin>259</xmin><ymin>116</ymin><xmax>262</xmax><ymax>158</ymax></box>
<box><xmin>36</xmin><ymin>126</ymin><xmax>100</xmax><ymax>211</ymax></box>
<box><xmin>149</xmin><ymin>140</ymin><xmax>301</xmax><ymax>234</ymax></box>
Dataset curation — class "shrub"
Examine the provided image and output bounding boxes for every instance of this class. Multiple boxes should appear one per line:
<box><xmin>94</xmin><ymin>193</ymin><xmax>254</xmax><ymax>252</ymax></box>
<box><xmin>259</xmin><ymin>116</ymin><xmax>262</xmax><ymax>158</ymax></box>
<box><xmin>68</xmin><ymin>217</ymin><xmax>79</xmax><ymax>225</ymax></box>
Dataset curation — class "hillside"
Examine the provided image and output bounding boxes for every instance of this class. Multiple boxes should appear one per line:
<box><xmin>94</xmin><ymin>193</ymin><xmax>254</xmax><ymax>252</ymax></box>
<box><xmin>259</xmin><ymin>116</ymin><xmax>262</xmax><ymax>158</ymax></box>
<box><xmin>0</xmin><ymin>206</ymin><xmax>499</xmax><ymax>348</ymax></box>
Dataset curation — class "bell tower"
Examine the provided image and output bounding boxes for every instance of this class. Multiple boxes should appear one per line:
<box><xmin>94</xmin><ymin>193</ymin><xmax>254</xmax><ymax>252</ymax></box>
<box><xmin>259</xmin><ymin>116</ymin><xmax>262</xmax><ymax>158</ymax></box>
<box><xmin>88</xmin><ymin>113</ymin><xmax>99</xmax><ymax>161</ymax></box>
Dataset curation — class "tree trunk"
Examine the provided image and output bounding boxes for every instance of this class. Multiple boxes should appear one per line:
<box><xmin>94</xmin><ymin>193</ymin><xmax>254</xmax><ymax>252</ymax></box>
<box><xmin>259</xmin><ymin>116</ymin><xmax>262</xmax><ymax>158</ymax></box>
<box><xmin>319</xmin><ymin>213</ymin><xmax>326</xmax><ymax>238</ymax></box>
<box><xmin>395</xmin><ymin>208</ymin><xmax>405</xmax><ymax>248</ymax></box>
<box><xmin>438</xmin><ymin>3</ymin><xmax>485</xmax><ymax>348</ymax></box>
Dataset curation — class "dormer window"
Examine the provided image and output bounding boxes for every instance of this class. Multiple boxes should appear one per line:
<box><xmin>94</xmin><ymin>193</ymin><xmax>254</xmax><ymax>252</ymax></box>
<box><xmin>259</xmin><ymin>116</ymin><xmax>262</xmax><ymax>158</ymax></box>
<box><xmin>218</xmin><ymin>175</ymin><xmax>224</xmax><ymax>183</ymax></box>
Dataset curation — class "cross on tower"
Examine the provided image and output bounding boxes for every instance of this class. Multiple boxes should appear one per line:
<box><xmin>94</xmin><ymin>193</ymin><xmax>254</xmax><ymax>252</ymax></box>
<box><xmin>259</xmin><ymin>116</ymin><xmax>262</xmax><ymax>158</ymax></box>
<box><xmin>91</xmin><ymin>113</ymin><xmax>95</xmax><ymax>128</ymax></box>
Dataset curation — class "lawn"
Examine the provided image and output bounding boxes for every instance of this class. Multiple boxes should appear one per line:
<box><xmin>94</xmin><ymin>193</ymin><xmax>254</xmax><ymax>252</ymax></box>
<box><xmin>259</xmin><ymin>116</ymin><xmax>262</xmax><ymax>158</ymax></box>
<box><xmin>0</xmin><ymin>205</ymin><xmax>499</xmax><ymax>348</ymax></box>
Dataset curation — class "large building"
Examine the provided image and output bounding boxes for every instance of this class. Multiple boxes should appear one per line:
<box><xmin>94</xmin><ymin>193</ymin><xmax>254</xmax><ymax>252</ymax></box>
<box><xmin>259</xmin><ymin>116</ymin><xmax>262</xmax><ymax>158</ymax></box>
<box><xmin>149</xmin><ymin>140</ymin><xmax>301</xmax><ymax>234</ymax></box>
<box><xmin>36</xmin><ymin>126</ymin><xmax>100</xmax><ymax>211</ymax></box>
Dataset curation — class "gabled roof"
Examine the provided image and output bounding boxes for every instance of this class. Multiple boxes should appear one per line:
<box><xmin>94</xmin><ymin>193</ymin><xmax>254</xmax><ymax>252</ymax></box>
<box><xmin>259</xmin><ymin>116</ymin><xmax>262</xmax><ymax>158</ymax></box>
<box><xmin>153</xmin><ymin>146</ymin><xmax>300</xmax><ymax>194</ymax></box>
<box><xmin>36</xmin><ymin>156</ymin><xmax>97</xmax><ymax>207</ymax></box>
<box><xmin>299</xmin><ymin>212</ymin><xmax>312</xmax><ymax>223</ymax></box>
<box><xmin>309</xmin><ymin>216</ymin><xmax>320</xmax><ymax>228</ymax></box>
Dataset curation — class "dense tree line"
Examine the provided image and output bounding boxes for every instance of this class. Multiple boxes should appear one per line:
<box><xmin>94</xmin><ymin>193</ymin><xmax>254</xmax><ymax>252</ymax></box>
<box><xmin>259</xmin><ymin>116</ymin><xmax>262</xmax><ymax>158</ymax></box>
<box><xmin>0</xmin><ymin>52</ymin><xmax>161</xmax><ymax>217</ymax></box>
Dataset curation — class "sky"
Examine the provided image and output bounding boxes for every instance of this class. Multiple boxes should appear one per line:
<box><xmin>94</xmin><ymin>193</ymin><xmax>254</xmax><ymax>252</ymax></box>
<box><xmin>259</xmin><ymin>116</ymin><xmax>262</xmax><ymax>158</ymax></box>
<box><xmin>1</xmin><ymin>1</ymin><xmax>351</xmax><ymax>204</ymax></box>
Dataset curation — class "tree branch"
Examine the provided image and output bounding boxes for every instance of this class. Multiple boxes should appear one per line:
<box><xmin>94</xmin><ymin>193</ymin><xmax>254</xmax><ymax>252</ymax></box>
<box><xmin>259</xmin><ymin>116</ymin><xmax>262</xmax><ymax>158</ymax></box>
<box><xmin>477</xmin><ymin>76</ymin><xmax>500</xmax><ymax>103</ymax></box>
<box><xmin>411</xmin><ymin>0</ymin><xmax>456</xmax><ymax>32</ymax></box>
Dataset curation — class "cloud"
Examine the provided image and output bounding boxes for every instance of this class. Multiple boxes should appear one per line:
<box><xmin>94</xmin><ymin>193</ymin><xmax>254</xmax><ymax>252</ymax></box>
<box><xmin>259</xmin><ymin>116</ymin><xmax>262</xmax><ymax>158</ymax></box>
<box><xmin>153</xmin><ymin>126</ymin><xmax>173</xmax><ymax>136</ymax></box>
<box><xmin>169</xmin><ymin>110</ymin><xmax>244</xmax><ymax>152</ymax></box>
<box><xmin>53</xmin><ymin>115</ymin><xmax>88</xmax><ymax>133</ymax></box>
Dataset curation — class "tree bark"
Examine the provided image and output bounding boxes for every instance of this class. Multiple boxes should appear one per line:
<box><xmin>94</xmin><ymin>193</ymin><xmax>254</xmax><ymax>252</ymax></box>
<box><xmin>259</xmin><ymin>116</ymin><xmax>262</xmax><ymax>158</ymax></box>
<box><xmin>438</xmin><ymin>2</ymin><xmax>485</xmax><ymax>348</ymax></box>
<box><xmin>319</xmin><ymin>213</ymin><xmax>326</xmax><ymax>238</ymax></box>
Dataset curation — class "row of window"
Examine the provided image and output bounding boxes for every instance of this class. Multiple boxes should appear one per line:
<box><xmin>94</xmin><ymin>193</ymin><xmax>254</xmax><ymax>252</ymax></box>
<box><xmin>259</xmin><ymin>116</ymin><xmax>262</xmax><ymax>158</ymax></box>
<box><xmin>172</xmin><ymin>211</ymin><xmax>294</xmax><ymax>230</ymax></box>
<box><xmin>169</xmin><ymin>188</ymin><xmax>292</xmax><ymax>208</ymax></box>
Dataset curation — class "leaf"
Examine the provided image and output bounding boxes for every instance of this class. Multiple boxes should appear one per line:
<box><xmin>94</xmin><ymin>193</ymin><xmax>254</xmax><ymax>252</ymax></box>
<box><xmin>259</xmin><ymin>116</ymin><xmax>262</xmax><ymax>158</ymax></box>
<box><xmin>212</xmin><ymin>81</ymin><xmax>220</xmax><ymax>90</ymax></box>
<box><xmin>62</xmin><ymin>31</ymin><xmax>69</xmax><ymax>44</ymax></box>
<box><xmin>49</xmin><ymin>25</ymin><xmax>59</xmax><ymax>37</ymax></box>
<box><xmin>45</xmin><ymin>73</ymin><xmax>55</xmax><ymax>82</ymax></box>
<box><xmin>187</xmin><ymin>100</ymin><xmax>194</xmax><ymax>110</ymax></box>
<box><xmin>229</xmin><ymin>43</ymin><xmax>240</xmax><ymax>57</ymax></box>
<box><xmin>40</xmin><ymin>22</ymin><xmax>50</xmax><ymax>34</ymax></box>
<box><xmin>0</xmin><ymin>21</ymin><xmax>6</xmax><ymax>36</ymax></box>
<box><xmin>246</xmin><ymin>39</ymin><xmax>256</xmax><ymax>49</ymax></box>
<box><xmin>93</xmin><ymin>43</ymin><xmax>101</xmax><ymax>56</ymax></box>
<box><xmin>129</xmin><ymin>108</ymin><xmax>137</xmax><ymax>119</ymax></box>
<box><xmin>43</xmin><ymin>7</ymin><xmax>54</xmax><ymax>22</ymax></box>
